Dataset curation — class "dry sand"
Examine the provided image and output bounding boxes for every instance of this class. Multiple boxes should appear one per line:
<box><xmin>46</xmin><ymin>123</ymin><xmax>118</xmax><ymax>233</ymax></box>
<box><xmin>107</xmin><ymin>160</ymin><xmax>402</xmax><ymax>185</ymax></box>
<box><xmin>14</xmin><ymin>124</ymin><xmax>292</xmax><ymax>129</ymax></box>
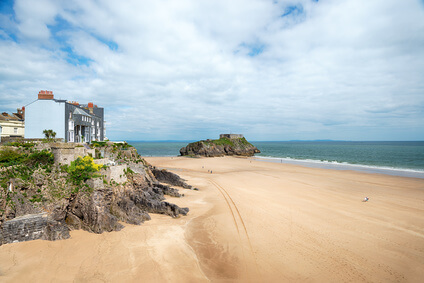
<box><xmin>1</xmin><ymin>156</ymin><xmax>423</xmax><ymax>282</ymax></box>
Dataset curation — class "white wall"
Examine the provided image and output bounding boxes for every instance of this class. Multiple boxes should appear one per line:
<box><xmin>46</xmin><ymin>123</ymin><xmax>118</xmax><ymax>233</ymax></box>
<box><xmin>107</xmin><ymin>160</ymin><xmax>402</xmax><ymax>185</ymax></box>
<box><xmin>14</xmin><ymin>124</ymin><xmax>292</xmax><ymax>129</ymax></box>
<box><xmin>0</xmin><ymin>120</ymin><xmax>25</xmax><ymax>137</ymax></box>
<box><xmin>25</xmin><ymin>100</ymin><xmax>65</xmax><ymax>139</ymax></box>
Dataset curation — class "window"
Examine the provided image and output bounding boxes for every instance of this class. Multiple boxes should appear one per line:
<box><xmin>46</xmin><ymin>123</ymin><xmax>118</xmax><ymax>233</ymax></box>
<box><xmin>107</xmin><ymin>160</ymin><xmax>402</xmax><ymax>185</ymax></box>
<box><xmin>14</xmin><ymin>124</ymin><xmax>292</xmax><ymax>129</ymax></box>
<box><xmin>14</xmin><ymin>128</ymin><xmax>18</xmax><ymax>134</ymax></box>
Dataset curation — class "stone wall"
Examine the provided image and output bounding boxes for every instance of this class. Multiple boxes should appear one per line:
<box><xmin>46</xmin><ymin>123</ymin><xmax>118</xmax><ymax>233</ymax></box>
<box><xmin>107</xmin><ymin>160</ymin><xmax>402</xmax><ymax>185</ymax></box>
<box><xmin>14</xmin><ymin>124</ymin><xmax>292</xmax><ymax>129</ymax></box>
<box><xmin>0</xmin><ymin>213</ymin><xmax>47</xmax><ymax>244</ymax></box>
<box><xmin>74</xmin><ymin>146</ymin><xmax>95</xmax><ymax>159</ymax></box>
<box><xmin>0</xmin><ymin>213</ymin><xmax>70</xmax><ymax>245</ymax></box>
<box><xmin>105</xmin><ymin>164</ymin><xmax>128</xmax><ymax>184</ymax></box>
<box><xmin>51</xmin><ymin>143</ymin><xmax>75</xmax><ymax>165</ymax></box>
<box><xmin>50</xmin><ymin>143</ymin><xmax>95</xmax><ymax>165</ymax></box>
<box><xmin>93</xmin><ymin>158</ymin><xmax>113</xmax><ymax>166</ymax></box>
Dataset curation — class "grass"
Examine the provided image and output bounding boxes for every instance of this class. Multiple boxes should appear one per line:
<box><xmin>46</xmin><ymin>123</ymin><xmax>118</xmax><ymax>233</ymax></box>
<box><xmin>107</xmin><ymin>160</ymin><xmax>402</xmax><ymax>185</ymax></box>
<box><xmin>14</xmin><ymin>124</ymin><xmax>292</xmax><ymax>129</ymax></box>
<box><xmin>202</xmin><ymin>137</ymin><xmax>252</xmax><ymax>147</ymax></box>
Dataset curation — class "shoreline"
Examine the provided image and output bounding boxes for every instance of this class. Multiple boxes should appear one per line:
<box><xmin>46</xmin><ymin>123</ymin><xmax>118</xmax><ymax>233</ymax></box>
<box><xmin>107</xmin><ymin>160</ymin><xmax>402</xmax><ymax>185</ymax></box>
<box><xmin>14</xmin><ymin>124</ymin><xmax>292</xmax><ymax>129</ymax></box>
<box><xmin>140</xmin><ymin>154</ymin><xmax>424</xmax><ymax>179</ymax></box>
<box><xmin>253</xmin><ymin>156</ymin><xmax>424</xmax><ymax>179</ymax></box>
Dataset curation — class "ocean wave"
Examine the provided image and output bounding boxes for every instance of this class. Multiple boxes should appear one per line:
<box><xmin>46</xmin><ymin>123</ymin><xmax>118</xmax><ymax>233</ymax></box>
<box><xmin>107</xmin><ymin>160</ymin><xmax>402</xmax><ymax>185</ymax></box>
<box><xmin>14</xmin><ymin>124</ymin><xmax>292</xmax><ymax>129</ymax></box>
<box><xmin>254</xmin><ymin>156</ymin><xmax>424</xmax><ymax>177</ymax></box>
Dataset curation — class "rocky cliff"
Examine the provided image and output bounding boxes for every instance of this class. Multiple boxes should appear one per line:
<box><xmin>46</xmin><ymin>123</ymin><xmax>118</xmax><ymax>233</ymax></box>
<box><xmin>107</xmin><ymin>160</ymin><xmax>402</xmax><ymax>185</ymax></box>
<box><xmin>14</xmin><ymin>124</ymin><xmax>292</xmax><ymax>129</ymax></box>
<box><xmin>180</xmin><ymin>137</ymin><xmax>260</xmax><ymax>157</ymax></box>
<box><xmin>0</xmin><ymin>141</ymin><xmax>191</xmax><ymax>245</ymax></box>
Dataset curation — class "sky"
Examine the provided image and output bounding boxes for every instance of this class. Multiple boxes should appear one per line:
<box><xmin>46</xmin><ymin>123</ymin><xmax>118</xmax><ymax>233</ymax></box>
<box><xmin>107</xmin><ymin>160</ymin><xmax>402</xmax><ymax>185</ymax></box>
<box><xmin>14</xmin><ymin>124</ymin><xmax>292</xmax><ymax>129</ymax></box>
<box><xmin>0</xmin><ymin>0</ymin><xmax>424</xmax><ymax>141</ymax></box>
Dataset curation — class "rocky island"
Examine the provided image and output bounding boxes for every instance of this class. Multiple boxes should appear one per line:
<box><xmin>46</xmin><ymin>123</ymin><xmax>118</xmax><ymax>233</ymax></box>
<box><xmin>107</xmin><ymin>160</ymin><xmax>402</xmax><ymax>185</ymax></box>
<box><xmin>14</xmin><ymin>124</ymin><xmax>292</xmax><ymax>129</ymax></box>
<box><xmin>0</xmin><ymin>140</ymin><xmax>193</xmax><ymax>245</ymax></box>
<box><xmin>180</xmin><ymin>134</ymin><xmax>260</xmax><ymax>157</ymax></box>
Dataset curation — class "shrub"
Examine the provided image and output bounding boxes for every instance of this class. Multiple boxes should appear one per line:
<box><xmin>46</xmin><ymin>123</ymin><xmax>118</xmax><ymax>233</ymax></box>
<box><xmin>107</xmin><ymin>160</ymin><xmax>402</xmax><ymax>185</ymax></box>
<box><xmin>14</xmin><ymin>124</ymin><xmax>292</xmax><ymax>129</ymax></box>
<box><xmin>43</xmin><ymin>129</ymin><xmax>56</xmax><ymax>140</ymax></box>
<box><xmin>67</xmin><ymin>156</ymin><xmax>103</xmax><ymax>187</ymax></box>
<box><xmin>0</xmin><ymin>148</ymin><xmax>25</xmax><ymax>166</ymax></box>
<box><xmin>91</xmin><ymin>141</ymin><xmax>107</xmax><ymax>147</ymax></box>
<box><xmin>25</xmin><ymin>150</ymin><xmax>54</xmax><ymax>167</ymax></box>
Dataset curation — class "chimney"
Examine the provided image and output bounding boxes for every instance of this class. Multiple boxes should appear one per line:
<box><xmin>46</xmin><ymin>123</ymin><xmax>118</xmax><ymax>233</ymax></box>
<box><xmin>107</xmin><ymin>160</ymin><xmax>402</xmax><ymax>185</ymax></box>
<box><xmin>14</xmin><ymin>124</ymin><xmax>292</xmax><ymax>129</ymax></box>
<box><xmin>38</xmin><ymin>90</ymin><xmax>54</xmax><ymax>100</ymax></box>
<box><xmin>88</xmin><ymin>102</ymin><xmax>94</xmax><ymax>114</ymax></box>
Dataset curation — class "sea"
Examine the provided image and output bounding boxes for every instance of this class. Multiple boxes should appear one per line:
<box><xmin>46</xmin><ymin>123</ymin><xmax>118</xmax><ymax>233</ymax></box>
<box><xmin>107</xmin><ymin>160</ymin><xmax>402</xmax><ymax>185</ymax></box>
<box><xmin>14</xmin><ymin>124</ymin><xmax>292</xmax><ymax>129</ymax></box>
<box><xmin>127</xmin><ymin>141</ymin><xmax>424</xmax><ymax>179</ymax></box>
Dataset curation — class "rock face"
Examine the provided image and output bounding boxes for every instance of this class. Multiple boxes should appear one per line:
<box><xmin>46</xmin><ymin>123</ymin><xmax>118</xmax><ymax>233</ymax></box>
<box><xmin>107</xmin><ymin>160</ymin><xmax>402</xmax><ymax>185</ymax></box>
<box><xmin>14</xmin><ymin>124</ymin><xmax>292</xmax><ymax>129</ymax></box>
<box><xmin>180</xmin><ymin>137</ymin><xmax>260</xmax><ymax>157</ymax></box>
<box><xmin>151</xmin><ymin>167</ymin><xmax>197</xmax><ymax>190</ymax></box>
<box><xmin>0</xmin><ymin>142</ymin><xmax>190</xmax><ymax>246</ymax></box>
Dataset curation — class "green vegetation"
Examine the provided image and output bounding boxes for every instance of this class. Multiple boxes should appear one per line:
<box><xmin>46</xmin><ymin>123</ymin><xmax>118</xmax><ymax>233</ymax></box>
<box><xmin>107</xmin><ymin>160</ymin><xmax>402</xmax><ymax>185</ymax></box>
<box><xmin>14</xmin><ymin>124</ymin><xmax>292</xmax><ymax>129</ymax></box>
<box><xmin>0</xmin><ymin>141</ymin><xmax>143</xmax><ymax>217</ymax></box>
<box><xmin>124</xmin><ymin>167</ymin><xmax>135</xmax><ymax>176</ymax></box>
<box><xmin>204</xmin><ymin>137</ymin><xmax>234</xmax><ymax>146</ymax></box>
<box><xmin>67</xmin><ymin>156</ymin><xmax>104</xmax><ymax>191</ymax></box>
<box><xmin>0</xmin><ymin>146</ymin><xmax>56</xmax><ymax>209</ymax></box>
<box><xmin>0</xmin><ymin>148</ymin><xmax>54</xmax><ymax>168</ymax></box>
<box><xmin>0</xmin><ymin>148</ymin><xmax>25</xmax><ymax>166</ymax></box>
<box><xmin>6</xmin><ymin>141</ymin><xmax>35</xmax><ymax>148</ymax></box>
<box><xmin>202</xmin><ymin>137</ymin><xmax>251</xmax><ymax>147</ymax></box>
<box><xmin>43</xmin><ymin>129</ymin><xmax>57</xmax><ymax>141</ymax></box>
<box><xmin>91</xmin><ymin>141</ymin><xmax>107</xmax><ymax>147</ymax></box>
<box><xmin>112</xmin><ymin>142</ymin><xmax>133</xmax><ymax>150</ymax></box>
<box><xmin>25</xmin><ymin>150</ymin><xmax>55</xmax><ymax>167</ymax></box>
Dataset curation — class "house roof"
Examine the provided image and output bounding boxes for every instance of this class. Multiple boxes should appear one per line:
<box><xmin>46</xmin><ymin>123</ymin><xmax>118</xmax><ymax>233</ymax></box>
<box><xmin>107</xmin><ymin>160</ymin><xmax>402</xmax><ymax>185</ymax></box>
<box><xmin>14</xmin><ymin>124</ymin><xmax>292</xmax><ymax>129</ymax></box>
<box><xmin>0</xmin><ymin>112</ymin><xmax>21</xmax><ymax>121</ymax></box>
<box><xmin>73</xmin><ymin>107</ymin><xmax>90</xmax><ymax>116</ymax></box>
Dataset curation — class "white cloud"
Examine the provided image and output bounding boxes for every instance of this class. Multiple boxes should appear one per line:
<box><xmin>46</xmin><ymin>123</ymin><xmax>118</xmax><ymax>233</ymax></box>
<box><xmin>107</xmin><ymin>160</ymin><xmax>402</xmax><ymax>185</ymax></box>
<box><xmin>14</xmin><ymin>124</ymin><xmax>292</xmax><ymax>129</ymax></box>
<box><xmin>0</xmin><ymin>0</ymin><xmax>423</xmax><ymax>140</ymax></box>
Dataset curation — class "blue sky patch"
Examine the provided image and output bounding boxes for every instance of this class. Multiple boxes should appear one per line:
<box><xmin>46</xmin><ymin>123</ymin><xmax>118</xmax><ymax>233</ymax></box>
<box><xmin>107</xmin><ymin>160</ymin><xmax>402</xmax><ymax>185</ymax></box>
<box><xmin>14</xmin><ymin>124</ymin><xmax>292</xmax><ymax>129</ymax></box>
<box><xmin>281</xmin><ymin>4</ymin><xmax>304</xmax><ymax>18</ymax></box>
<box><xmin>61</xmin><ymin>46</ymin><xmax>92</xmax><ymax>66</ymax></box>
<box><xmin>0</xmin><ymin>0</ymin><xmax>14</xmax><ymax>15</ymax></box>
<box><xmin>93</xmin><ymin>34</ymin><xmax>119</xmax><ymax>51</ymax></box>
<box><xmin>0</xmin><ymin>0</ymin><xmax>17</xmax><ymax>42</ymax></box>
<box><xmin>239</xmin><ymin>42</ymin><xmax>265</xmax><ymax>57</ymax></box>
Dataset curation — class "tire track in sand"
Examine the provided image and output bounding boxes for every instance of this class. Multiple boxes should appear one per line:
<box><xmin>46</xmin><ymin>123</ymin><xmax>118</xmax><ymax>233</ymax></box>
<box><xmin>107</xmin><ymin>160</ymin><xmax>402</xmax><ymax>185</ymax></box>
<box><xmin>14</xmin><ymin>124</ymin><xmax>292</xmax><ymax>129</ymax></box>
<box><xmin>208</xmin><ymin>178</ymin><xmax>261</xmax><ymax>279</ymax></box>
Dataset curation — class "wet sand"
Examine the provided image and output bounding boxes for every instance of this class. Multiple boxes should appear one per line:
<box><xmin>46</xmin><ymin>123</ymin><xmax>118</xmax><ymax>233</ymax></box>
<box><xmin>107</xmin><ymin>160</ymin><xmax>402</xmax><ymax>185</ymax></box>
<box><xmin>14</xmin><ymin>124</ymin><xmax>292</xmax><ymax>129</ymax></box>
<box><xmin>1</xmin><ymin>156</ymin><xmax>423</xmax><ymax>282</ymax></box>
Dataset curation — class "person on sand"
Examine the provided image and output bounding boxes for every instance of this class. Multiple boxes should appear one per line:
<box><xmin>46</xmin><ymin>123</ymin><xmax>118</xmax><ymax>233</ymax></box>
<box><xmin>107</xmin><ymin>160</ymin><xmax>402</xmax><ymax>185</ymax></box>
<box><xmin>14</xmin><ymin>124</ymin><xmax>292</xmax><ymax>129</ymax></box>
<box><xmin>363</xmin><ymin>197</ymin><xmax>369</xmax><ymax>202</ymax></box>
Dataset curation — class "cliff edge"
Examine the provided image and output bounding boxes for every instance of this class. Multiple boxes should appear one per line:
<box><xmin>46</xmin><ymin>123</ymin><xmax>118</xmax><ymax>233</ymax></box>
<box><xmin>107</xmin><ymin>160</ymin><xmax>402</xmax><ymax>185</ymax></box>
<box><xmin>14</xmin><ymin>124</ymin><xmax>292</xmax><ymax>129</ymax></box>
<box><xmin>180</xmin><ymin>136</ymin><xmax>260</xmax><ymax>157</ymax></box>
<box><xmin>0</xmin><ymin>141</ymin><xmax>192</xmax><ymax>245</ymax></box>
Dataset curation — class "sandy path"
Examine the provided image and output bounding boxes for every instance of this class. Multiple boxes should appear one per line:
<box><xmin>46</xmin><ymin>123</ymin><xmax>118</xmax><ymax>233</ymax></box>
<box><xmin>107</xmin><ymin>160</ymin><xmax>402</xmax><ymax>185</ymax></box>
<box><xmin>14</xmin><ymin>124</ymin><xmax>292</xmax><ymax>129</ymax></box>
<box><xmin>1</xmin><ymin>156</ymin><xmax>423</xmax><ymax>282</ymax></box>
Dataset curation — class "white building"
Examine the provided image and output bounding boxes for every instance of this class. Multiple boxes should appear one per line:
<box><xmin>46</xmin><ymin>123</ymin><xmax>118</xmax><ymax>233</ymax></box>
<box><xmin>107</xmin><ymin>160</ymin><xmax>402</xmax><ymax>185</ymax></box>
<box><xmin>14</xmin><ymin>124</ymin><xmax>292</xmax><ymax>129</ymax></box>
<box><xmin>0</xmin><ymin>110</ymin><xmax>25</xmax><ymax>139</ymax></box>
<box><xmin>25</xmin><ymin>90</ymin><xmax>105</xmax><ymax>143</ymax></box>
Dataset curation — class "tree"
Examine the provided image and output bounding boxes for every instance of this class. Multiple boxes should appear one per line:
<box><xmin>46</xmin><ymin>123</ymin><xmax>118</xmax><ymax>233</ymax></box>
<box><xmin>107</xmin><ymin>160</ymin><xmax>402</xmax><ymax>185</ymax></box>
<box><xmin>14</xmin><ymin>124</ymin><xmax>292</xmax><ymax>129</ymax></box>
<box><xmin>43</xmin><ymin>129</ymin><xmax>57</xmax><ymax>140</ymax></box>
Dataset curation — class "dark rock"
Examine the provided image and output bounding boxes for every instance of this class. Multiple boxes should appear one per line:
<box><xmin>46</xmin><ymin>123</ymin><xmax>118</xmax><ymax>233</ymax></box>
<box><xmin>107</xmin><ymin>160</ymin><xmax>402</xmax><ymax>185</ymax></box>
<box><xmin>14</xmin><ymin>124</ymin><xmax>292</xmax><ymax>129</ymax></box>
<box><xmin>43</xmin><ymin>219</ymin><xmax>70</xmax><ymax>241</ymax></box>
<box><xmin>66</xmin><ymin>189</ymin><xmax>124</xmax><ymax>233</ymax></box>
<box><xmin>151</xmin><ymin>168</ymin><xmax>196</xmax><ymax>190</ymax></box>
<box><xmin>180</xmin><ymin>137</ymin><xmax>260</xmax><ymax>157</ymax></box>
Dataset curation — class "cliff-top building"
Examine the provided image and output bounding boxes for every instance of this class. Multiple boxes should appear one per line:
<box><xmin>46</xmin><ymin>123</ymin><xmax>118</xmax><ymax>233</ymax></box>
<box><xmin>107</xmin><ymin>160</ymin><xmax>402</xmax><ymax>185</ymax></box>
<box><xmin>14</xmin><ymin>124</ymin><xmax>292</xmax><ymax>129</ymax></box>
<box><xmin>0</xmin><ymin>109</ymin><xmax>25</xmax><ymax>139</ymax></box>
<box><xmin>25</xmin><ymin>90</ymin><xmax>105</xmax><ymax>143</ymax></box>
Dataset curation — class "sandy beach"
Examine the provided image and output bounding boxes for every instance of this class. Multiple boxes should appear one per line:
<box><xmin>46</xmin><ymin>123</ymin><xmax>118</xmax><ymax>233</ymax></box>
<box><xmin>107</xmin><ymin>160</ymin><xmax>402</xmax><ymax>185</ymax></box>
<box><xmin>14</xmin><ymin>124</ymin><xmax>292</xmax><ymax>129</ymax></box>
<box><xmin>1</xmin><ymin>156</ymin><xmax>424</xmax><ymax>282</ymax></box>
